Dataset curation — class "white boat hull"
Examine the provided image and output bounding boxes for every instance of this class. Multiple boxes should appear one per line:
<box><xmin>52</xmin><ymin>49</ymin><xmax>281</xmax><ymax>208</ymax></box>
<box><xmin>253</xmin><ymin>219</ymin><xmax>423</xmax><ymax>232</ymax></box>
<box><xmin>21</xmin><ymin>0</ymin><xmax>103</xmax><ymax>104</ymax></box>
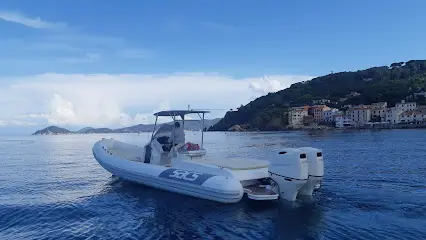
<box><xmin>92</xmin><ymin>138</ymin><xmax>324</xmax><ymax>203</ymax></box>
<box><xmin>90</xmin><ymin>110</ymin><xmax>326</xmax><ymax>203</ymax></box>
<box><xmin>93</xmin><ymin>140</ymin><xmax>244</xmax><ymax>203</ymax></box>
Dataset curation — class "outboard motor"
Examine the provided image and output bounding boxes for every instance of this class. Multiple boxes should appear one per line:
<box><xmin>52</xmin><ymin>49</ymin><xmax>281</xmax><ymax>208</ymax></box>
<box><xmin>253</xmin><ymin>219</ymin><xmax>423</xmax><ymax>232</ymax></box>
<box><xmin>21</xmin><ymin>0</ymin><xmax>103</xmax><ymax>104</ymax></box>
<box><xmin>297</xmin><ymin>147</ymin><xmax>324</xmax><ymax>196</ymax></box>
<box><xmin>269</xmin><ymin>148</ymin><xmax>308</xmax><ymax>201</ymax></box>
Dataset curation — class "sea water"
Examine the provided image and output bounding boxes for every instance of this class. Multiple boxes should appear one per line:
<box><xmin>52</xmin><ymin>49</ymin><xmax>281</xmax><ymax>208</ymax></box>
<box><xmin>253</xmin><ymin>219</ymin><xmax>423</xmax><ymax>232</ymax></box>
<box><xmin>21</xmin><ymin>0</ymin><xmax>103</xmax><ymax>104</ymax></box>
<box><xmin>0</xmin><ymin>130</ymin><xmax>425</xmax><ymax>239</ymax></box>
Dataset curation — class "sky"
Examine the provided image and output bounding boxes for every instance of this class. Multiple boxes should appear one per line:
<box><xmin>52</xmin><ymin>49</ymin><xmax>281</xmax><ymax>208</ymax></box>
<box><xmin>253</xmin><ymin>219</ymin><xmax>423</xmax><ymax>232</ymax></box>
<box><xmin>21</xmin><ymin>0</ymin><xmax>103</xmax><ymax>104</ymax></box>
<box><xmin>1</xmin><ymin>0</ymin><xmax>425</xmax><ymax>134</ymax></box>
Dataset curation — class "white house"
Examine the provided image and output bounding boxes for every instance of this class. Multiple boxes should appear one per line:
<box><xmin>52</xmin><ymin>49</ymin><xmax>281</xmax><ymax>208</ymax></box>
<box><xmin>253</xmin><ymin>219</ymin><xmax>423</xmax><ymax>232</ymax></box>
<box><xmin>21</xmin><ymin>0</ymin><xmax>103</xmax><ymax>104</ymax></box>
<box><xmin>399</xmin><ymin>110</ymin><xmax>426</xmax><ymax>123</ymax></box>
<box><xmin>310</xmin><ymin>105</ymin><xmax>331</xmax><ymax>122</ymax></box>
<box><xmin>386</xmin><ymin>107</ymin><xmax>402</xmax><ymax>124</ymax></box>
<box><xmin>335</xmin><ymin>115</ymin><xmax>353</xmax><ymax>128</ymax></box>
<box><xmin>414</xmin><ymin>92</ymin><xmax>426</xmax><ymax>98</ymax></box>
<box><xmin>395</xmin><ymin>100</ymin><xmax>416</xmax><ymax>112</ymax></box>
<box><xmin>312</xmin><ymin>99</ymin><xmax>331</xmax><ymax>104</ymax></box>
<box><xmin>370</xmin><ymin>102</ymin><xmax>388</xmax><ymax>122</ymax></box>
<box><xmin>323</xmin><ymin>108</ymin><xmax>340</xmax><ymax>122</ymax></box>
<box><xmin>346</xmin><ymin>92</ymin><xmax>361</xmax><ymax>97</ymax></box>
<box><xmin>348</xmin><ymin>105</ymin><xmax>371</xmax><ymax>127</ymax></box>
<box><xmin>288</xmin><ymin>106</ymin><xmax>309</xmax><ymax>125</ymax></box>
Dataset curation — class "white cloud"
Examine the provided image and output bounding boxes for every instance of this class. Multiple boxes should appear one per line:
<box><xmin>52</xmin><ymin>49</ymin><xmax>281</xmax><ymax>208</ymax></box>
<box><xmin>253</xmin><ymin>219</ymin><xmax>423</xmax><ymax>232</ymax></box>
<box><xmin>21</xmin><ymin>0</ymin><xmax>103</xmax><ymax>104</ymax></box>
<box><xmin>0</xmin><ymin>72</ymin><xmax>314</xmax><ymax>128</ymax></box>
<box><xmin>0</xmin><ymin>11</ymin><xmax>66</xmax><ymax>29</ymax></box>
<box><xmin>249</xmin><ymin>75</ymin><xmax>305</xmax><ymax>95</ymax></box>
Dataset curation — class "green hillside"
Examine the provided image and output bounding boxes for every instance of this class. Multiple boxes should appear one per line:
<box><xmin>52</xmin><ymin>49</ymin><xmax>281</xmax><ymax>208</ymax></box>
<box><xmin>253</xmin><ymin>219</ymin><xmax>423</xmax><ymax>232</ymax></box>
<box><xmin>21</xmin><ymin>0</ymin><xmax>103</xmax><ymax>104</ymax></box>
<box><xmin>209</xmin><ymin>60</ymin><xmax>426</xmax><ymax>131</ymax></box>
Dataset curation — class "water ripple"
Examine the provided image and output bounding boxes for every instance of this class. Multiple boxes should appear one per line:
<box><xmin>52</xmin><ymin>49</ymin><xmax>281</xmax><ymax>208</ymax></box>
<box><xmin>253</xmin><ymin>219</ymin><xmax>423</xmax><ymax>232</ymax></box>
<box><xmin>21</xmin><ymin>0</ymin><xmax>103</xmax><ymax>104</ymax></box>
<box><xmin>0</xmin><ymin>131</ymin><xmax>425</xmax><ymax>239</ymax></box>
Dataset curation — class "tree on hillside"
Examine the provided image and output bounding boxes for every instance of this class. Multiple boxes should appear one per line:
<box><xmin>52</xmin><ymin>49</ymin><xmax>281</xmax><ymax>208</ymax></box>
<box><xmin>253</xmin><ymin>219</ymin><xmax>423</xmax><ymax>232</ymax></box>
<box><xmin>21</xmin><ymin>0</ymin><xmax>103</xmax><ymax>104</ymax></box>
<box><xmin>208</xmin><ymin>60</ymin><xmax>426</xmax><ymax>131</ymax></box>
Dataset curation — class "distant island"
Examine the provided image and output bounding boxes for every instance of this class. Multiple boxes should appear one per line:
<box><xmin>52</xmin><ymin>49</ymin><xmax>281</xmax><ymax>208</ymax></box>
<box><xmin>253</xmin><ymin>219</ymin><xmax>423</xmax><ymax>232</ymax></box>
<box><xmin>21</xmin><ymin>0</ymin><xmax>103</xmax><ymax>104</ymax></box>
<box><xmin>32</xmin><ymin>118</ymin><xmax>221</xmax><ymax>135</ymax></box>
<box><xmin>209</xmin><ymin>59</ymin><xmax>426</xmax><ymax>131</ymax></box>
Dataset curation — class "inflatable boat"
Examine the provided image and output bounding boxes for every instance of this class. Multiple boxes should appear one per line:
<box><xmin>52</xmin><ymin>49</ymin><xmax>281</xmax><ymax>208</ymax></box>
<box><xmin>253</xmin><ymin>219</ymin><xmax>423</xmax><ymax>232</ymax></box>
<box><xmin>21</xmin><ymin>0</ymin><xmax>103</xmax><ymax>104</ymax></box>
<box><xmin>92</xmin><ymin>110</ymin><xmax>324</xmax><ymax>203</ymax></box>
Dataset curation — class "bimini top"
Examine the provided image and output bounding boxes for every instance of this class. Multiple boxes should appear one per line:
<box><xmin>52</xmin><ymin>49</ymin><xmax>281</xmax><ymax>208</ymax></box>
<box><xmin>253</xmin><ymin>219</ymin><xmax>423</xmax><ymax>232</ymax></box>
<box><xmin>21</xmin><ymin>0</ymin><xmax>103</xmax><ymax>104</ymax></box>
<box><xmin>153</xmin><ymin>110</ymin><xmax>210</xmax><ymax>117</ymax></box>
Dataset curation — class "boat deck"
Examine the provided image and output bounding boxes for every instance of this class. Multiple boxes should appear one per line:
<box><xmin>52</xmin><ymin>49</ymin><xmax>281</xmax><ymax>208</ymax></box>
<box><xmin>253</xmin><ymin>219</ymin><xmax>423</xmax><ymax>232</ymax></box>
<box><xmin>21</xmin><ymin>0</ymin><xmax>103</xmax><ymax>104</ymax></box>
<box><xmin>244</xmin><ymin>185</ymin><xmax>279</xmax><ymax>200</ymax></box>
<box><xmin>192</xmin><ymin>157</ymin><xmax>269</xmax><ymax>170</ymax></box>
<box><xmin>106</xmin><ymin>147</ymin><xmax>269</xmax><ymax>171</ymax></box>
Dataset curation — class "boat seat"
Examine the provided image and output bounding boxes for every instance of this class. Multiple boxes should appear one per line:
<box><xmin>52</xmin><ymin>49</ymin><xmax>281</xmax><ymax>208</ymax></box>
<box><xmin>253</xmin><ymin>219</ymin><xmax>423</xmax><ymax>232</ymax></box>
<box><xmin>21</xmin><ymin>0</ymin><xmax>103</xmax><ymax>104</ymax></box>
<box><xmin>193</xmin><ymin>157</ymin><xmax>269</xmax><ymax>170</ymax></box>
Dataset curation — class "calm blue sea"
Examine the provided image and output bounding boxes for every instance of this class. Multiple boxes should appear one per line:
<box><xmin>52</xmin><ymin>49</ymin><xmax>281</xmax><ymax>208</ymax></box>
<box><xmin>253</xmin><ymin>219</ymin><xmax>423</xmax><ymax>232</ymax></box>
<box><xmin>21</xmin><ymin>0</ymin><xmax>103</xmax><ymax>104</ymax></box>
<box><xmin>0</xmin><ymin>130</ymin><xmax>425</xmax><ymax>240</ymax></box>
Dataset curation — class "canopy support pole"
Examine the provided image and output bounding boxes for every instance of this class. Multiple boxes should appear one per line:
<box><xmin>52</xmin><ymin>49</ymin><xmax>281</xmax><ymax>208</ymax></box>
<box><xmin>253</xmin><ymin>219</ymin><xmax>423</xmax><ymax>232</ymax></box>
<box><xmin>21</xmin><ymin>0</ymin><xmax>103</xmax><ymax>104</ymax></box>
<box><xmin>181</xmin><ymin>115</ymin><xmax>185</xmax><ymax>129</ymax></box>
<box><xmin>201</xmin><ymin>113</ymin><xmax>205</xmax><ymax>148</ymax></box>
<box><xmin>171</xmin><ymin>114</ymin><xmax>176</xmax><ymax>148</ymax></box>
<box><xmin>150</xmin><ymin>116</ymin><xmax>158</xmax><ymax>141</ymax></box>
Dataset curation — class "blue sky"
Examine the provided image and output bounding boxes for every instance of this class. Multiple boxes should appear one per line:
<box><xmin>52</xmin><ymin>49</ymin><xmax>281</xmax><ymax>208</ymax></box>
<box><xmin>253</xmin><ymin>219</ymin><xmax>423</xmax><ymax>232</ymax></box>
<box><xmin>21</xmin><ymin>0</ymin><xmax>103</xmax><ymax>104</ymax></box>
<box><xmin>0</xmin><ymin>0</ymin><xmax>425</xmax><ymax>134</ymax></box>
<box><xmin>2</xmin><ymin>0</ymin><xmax>425</xmax><ymax>76</ymax></box>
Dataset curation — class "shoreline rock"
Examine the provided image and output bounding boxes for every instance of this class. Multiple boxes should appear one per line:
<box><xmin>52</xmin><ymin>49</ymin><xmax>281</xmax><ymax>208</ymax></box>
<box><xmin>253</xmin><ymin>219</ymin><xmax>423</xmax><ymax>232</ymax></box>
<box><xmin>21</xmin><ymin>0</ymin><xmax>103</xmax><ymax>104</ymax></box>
<box><xmin>228</xmin><ymin>125</ymin><xmax>246</xmax><ymax>131</ymax></box>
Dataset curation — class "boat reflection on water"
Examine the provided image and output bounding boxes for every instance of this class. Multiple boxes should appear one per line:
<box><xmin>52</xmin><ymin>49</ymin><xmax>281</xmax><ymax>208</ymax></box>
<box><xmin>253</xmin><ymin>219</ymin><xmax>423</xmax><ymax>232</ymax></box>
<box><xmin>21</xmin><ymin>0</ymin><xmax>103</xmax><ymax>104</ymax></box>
<box><xmin>92</xmin><ymin>177</ymin><xmax>324</xmax><ymax>239</ymax></box>
<box><xmin>242</xmin><ymin>194</ymin><xmax>324</xmax><ymax>239</ymax></box>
